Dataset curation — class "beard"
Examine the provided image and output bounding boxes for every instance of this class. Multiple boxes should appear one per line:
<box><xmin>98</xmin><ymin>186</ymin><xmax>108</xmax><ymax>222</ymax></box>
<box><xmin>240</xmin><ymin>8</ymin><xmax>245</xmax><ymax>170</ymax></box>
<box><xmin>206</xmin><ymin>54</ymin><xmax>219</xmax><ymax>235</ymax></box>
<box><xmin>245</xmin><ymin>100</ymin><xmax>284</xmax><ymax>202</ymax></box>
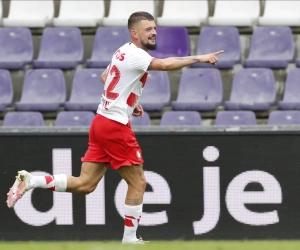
<box><xmin>142</xmin><ymin>38</ymin><xmax>157</xmax><ymax>50</ymax></box>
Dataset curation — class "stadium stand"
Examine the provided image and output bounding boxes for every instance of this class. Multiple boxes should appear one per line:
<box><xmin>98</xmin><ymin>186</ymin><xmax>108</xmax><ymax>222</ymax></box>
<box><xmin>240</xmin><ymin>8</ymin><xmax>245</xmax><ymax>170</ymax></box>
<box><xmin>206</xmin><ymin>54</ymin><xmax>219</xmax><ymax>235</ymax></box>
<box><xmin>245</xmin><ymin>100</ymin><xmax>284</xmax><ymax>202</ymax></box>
<box><xmin>3</xmin><ymin>111</ymin><xmax>44</xmax><ymax>126</ymax></box>
<box><xmin>138</xmin><ymin>71</ymin><xmax>170</xmax><ymax>111</ymax></box>
<box><xmin>215</xmin><ymin>111</ymin><xmax>257</xmax><ymax>125</ymax></box>
<box><xmin>15</xmin><ymin>69</ymin><xmax>66</xmax><ymax>111</ymax></box>
<box><xmin>53</xmin><ymin>0</ymin><xmax>105</xmax><ymax>27</ymax></box>
<box><xmin>156</xmin><ymin>0</ymin><xmax>208</xmax><ymax>27</ymax></box>
<box><xmin>208</xmin><ymin>0</ymin><xmax>260</xmax><ymax>26</ymax></box>
<box><xmin>191</xmin><ymin>26</ymin><xmax>241</xmax><ymax>69</ymax></box>
<box><xmin>33</xmin><ymin>27</ymin><xmax>84</xmax><ymax>69</ymax></box>
<box><xmin>268</xmin><ymin>111</ymin><xmax>300</xmax><ymax>125</ymax></box>
<box><xmin>279</xmin><ymin>69</ymin><xmax>300</xmax><ymax>110</ymax></box>
<box><xmin>149</xmin><ymin>27</ymin><xmax>190</xmax><ymax>58</ymax></box>
<box><xmin>225</xmin><ymin>68</ymin><xmax>276</xmax><ymax>111</ymax></box>
<box><xmin>64</xmin><ymin>68</ymin><xmax>105</xmax><ymax>111</ymax></box>
<box><xmin>0</xmin><ymin>28</ymin><xmax>33</xmax><ymax>69</ymax></box>
<box><xmin>172</xmin><ymin>68</ymin><xmax>223</xmax><ymax>111</ymax></box>
<box><xmin>55</xmin><ymin>111</ymin><xmax>95</xmax><ymax>126</ymax></box>
<box><xmin>3</xmin><ymin>0</ymin><xmax>54</xmax><ymax>27</ymax></box>
<box><xmin>243</xmin><ymin>26</ymin><xmax>294</xmax><ymax>69</ymax></box>
<box><xmin>258</xmin><ymin>1</ymin><xmax>300</xmax><ymax>26</ymax></box>
<box><xmin>160</xmin><ymin>111</ymin><xmax>202</xmax><ymax>126</ymax></box>
<box><xmin>103</xmin><ymin>0</ymin><xmax>155</xmax><ymax>26</ymax></box>
<box><xmin>130</xmin><ymin>112</ymin><xmax>151</xmax><ymax>126</ymax></box>
<box><xmin>86</xmin><ymin>27</ymin><xmax>130</xmax><ymax>68</ymax></box>
<box><xmin>0</xmin><ymin>69</ymin><xmax>13</xmax><ymax>111</ymax></box>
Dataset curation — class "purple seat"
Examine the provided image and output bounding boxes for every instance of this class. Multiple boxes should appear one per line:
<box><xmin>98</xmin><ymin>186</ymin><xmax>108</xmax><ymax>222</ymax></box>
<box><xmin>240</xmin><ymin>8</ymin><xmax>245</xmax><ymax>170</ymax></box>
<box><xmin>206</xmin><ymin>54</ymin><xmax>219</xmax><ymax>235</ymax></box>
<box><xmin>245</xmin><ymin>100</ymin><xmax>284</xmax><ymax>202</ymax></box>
<box><xmin>279</xmin><ymin>69</ymin><xmax>300</xmax><ymax>110</ymax></box>
<box><xmin>16</xmin><ymin>69</ymin><xmax>66</xmax><ymax>111</ymax></box>
<box><xmin>268</xmin><ymin>111</ymin><xmax>300</xmax><ymax>125</ymax></box>
<box><xmin>0</xmin><ymin>70</ymin><xmax>13</xmax><ymax>111</ymax></box>
<box><xmin>160</xmin><ymin>111</ymin><xmax>201</xmax><ymax>126</ymax></box>
<box><xmin>172</xmin><ymin>68</ymin><xmax>223</xmax><ymax>111</ymax></box>
<box><xmin>55</xmin><ymin>111</ymin><xmax>95</xmax><ymax>126</ymax></box>
<box><xmin>129</xmin><ymin>112</ymin><xmax>151</xmax><ymax>126</ymax></box>
<box><xmin>225</xmin><ymin>68</ymin><xmax>276</xmax><ymax>111</ymax></box>
<box><xmin>215</xmin><ymin>111</ymin><xmax>256</xmax><ymax>125</ymax></box>
<box><xmin>86</xmin><ymin>27</ymin><xmax>130</xmax><ymax>68</ymax></box>
<box><xmin>3</xmin><ymin>112</ymin><xmax>44</xmax><ymax>126</ymax></box>
<box><xmin>64</xmin><ymin>69</ymin><xmax>105</xmax><ymax>111</ymax></box>
<box><xmin>192</xmin><ymin>27</ymin><xmax>241</xmax><ymax>69</ymax></box>
<box><xmin>149</xmin><ymin>27</ymin><xmax>190</xmax><ymax>58</ymax></box>
<box><xmin>244</xmin><ymin>27</ymin><xmax>294</xmax><ymax>69</ymax></box>
<box><xmin>0</xmin><ymin>28</ymin><xmax>33</xmax><ymax>69</ymax></box>
<box><xmin>138</xmin><ymin>71</ymin><xmax>170</xmax><ymax>111</ymax></box>
<box><xmin>33</xmin><ymin>27</ymin><xmax>83</xmax><ymax>69</ymax></box>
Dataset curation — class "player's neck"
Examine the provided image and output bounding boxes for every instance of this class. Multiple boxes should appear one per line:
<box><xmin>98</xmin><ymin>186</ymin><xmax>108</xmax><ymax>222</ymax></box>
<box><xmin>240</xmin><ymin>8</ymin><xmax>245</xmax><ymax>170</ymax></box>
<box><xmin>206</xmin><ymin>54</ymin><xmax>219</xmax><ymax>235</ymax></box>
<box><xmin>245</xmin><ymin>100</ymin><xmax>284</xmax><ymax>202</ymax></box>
<box><xmin>131</xmin><ymin>41</ymin><xmax>148</xmax><ymax>52</ymax></box>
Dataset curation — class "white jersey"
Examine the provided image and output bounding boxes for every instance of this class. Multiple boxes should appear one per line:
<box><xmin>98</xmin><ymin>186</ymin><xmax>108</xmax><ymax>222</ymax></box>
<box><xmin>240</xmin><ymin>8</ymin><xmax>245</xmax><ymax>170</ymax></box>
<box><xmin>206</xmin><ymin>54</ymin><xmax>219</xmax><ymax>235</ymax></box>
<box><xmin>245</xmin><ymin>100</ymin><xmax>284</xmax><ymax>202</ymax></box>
<box><xmin>97</xmin><ymin>43</ymin><xmax>155</xmax><ymax>124</ymax></box>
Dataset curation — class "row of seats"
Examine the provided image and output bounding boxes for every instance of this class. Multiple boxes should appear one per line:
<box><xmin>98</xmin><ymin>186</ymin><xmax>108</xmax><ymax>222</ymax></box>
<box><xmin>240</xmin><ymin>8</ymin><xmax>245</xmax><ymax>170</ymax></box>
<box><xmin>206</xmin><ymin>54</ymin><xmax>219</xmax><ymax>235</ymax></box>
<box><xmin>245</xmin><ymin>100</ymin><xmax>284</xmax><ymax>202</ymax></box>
<box><xmin>3</xmin><ymin>110</ymin><xmax>300</xmax><ymax>126</ymax></box>
<box><xmin>0</xmin><ymin>26</ymin><xmax>298</xmax><ymax>70</ymax></box>
<box><xmin>1</xmin><ymin>67</ymin><xmax>300</xmax><ymax>113</ymax></box>
<box><xmin>0</xmin><ymin>1</ymin><xmax>300</xmax><ymax>28</ymax></box>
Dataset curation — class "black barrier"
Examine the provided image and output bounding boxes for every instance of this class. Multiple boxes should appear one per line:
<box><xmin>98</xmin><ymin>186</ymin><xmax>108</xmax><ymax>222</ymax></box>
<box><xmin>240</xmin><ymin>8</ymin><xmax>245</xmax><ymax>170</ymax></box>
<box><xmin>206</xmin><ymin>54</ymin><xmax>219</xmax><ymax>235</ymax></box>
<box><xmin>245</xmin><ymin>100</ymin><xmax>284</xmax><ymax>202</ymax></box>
<box><xmin>0</xmin><ymin>131</ymin><xmax>300</xmax><ymax>240</ymax></box>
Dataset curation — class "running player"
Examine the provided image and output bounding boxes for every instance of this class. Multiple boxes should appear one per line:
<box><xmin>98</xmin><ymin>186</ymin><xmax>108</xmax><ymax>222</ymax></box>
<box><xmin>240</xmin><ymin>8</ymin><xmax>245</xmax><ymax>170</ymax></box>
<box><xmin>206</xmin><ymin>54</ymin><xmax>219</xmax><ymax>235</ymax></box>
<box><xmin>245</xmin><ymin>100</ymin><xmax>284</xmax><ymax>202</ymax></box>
<box><xmin>6</xmin><ymin>11</ymin><xmax>223</xmax><ymax>244</ymax></box>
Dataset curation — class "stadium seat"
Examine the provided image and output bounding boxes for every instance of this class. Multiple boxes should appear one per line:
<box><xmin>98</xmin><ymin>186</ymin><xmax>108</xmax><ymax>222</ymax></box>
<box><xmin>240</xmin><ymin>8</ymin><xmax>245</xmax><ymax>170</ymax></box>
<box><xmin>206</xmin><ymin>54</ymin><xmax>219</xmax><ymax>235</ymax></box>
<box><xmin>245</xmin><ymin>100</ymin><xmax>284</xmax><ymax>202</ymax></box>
<box><xmin>103</xmin><ymin>0</ymin><xmax>155</xmax><ymax>26</ymax></box>
<box><xmin>3</xmin><ymin>112</ymin><xmax>44</xmax><ymax>126</ymax></box>
<box><xmin>3</xmin><ymin>0</ymin><xmax>54</xmax><ymax>27</ymax></box>
<box><xmin>149</xmin><ymin>27</ymin><xmax>190</xmax><ymax>58</ymax></box>
<box><xmin>0</xmin><ymin>70</ymin><xmax>13</xmax><ymax>111</ymax></box>
<box><xmin>15</xmin><ymin>69</ymin><xmax>66</xmax><ymax>111</ymax></box>
<box><xmin>172</xmin><ymin>68</ymin><xmax>223</xmax><ymax>111</ymax></box>
<box><xmin>0</xmin><ymin>28</ymin><xmax>33</xmax><ymax>69</ymax></box>
<box><xmin>208</xmin><ymin>0</ymin><xmax>260</xmax><ymax>26</ymax></box>
<box><xmin>243</xmin><ymin>27</ymin><xmax>294</xmax><ymax>69</ymax></box>
<box><xmin>33</xmin><ymin>27</ymin><xmax>83</xmax><ymax>69</ymax></box>
<box><xmin>138</xmin><ymin>71</ymin><xmax>170</xmax><ymax>111</ymax></box>
<box><xmin>191</xmin><ymin>27</ymin><xmax>241</xmax><ymax>69</ymax></box>
<box><xmin>130</xmin><ymin>112</ymin><xmax>151</xmax><ymax>126</ymax></box>
<box><xmin>156</xmin><ymin>0</ymin><xmax>208</xmax><ymax>27</ymax></box>
<box><xmin>215</xmin><ymin>111</ymin><xmax>257</xmax><ymax>125</ymax></box>
<box><xmin>268</xmin><ymin>111</ymin><xmax>300</xmax><ymax>125</ymax></box>
<box><xmin>225</xmin><ymin>68</ymin><xmax>276</xmax><ymax>111</ymax></box>
<box><xmin>258</xmin><ymin>1</ymin><xmax>300</xmax><ymax>26</ymax></box>
<box><xmin>55</xmin><ymin>111</ymin><xmax>95</xmax><ymax>126</ymax></box>
<box><xmin>279</xmin><ymin>69</ymin><xmax>300</xmax><ymax>110</ymax></box>
<box><xmin>64</xmin><ymin>69</ymin><xmax>105</xmax><ymax>111</ymax></box>
<box><xmin>160</xmin><ymin>111</ymin><xmax>201</xmax><ymax>126</ymax></box>
<box><xmin>86</xmin><ymin>27</ymin><xmax>130</xmax><ymax>68</ymax></box>
<box><xmin>53</xmin><ymin>0</ymin><xmax>104</xmax><ymax>27</ymax></box>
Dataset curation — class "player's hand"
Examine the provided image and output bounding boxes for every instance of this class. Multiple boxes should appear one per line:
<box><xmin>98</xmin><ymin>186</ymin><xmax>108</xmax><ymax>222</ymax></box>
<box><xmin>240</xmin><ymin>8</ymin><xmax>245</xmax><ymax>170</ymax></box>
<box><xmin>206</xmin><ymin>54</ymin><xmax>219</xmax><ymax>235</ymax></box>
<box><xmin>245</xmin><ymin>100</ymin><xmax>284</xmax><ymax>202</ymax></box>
<box><xmin>132</xmin><ymin>103</ymin><xmax>144</xmax><ymax>117</ymax></box>
<box><xmin>198</xmin><ymin>50</ymin><xmax>224</xmax><ymax>65</ymax></box>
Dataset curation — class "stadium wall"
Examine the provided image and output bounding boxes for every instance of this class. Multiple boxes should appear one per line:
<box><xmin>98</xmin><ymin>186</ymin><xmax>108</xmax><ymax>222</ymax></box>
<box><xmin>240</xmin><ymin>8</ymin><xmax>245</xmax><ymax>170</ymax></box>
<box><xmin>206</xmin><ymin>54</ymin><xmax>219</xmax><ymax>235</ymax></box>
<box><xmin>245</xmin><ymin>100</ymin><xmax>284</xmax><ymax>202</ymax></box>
<box><xmin>0</xmin><ymin>127</ymin><xmax>300</xmax><ymax>241</ymax></box>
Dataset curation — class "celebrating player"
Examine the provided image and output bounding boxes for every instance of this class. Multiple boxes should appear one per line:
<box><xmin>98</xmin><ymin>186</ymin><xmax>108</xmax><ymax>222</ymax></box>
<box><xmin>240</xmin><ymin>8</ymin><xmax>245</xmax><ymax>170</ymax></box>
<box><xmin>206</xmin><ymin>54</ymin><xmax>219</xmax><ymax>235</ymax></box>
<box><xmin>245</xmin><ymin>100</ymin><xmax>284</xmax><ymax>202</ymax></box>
<box><xmin>6</xmin><ymin>11</ymin><xmax>223</xmax><ymax>244</ymax></box>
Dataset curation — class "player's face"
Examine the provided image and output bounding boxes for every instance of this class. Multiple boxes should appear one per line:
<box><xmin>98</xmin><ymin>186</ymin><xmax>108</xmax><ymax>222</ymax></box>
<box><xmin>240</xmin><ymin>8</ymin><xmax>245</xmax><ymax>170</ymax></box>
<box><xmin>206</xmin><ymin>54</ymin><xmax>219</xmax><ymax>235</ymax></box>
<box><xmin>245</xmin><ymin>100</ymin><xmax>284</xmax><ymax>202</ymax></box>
<box><xmin>137</xmin><ymin>20</ymin><xmax>157</xmax><ymax>50</ymax></box>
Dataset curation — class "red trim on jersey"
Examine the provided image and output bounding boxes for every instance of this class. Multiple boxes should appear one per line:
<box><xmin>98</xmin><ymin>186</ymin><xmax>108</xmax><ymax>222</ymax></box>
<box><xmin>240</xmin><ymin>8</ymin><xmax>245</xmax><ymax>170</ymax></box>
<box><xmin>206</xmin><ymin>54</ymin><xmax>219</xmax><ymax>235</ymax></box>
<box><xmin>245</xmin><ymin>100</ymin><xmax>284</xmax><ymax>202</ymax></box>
<box><xmin>140</xmin><ymin>72</ymin><xmax>148</xmax><ymax>88</ymax></box>
<box><xmin>127</xmin><ymin>92</ymin><xmax>138</xmax><ymax>108</ymax></box>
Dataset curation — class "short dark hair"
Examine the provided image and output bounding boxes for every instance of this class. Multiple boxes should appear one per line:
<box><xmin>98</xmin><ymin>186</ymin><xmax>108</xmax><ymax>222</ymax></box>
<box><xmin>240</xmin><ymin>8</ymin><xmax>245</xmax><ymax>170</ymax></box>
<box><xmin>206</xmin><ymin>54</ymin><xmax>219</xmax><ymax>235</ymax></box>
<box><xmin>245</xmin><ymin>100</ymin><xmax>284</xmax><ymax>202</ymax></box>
<box><xmin>128</xmin><ymin>11</ymin><xmax>154</xmax><ymax>29</ymax></box>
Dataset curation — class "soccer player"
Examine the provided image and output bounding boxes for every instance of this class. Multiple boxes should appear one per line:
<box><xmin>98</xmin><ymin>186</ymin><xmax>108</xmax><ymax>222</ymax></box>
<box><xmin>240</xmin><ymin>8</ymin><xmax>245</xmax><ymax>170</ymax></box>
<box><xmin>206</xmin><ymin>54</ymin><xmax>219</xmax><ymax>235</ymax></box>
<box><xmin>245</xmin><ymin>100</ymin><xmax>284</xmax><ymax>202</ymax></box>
<box><xmin>6</xmin><ymin>12</ymin><xmax>223</xmax><ymax>244</ymax></box>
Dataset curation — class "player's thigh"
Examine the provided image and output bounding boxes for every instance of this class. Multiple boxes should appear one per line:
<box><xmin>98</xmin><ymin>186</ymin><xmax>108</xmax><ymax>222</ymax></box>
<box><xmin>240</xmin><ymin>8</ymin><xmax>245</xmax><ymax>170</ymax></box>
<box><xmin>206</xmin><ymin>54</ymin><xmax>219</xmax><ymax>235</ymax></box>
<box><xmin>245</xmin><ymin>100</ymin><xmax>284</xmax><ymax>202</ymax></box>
<box><xmin>117</xmin><ymin>164</ymin><xmax>146</xmax><ymax>191</ymax></box>
<box><xmin>79</xmin><ymin>161</ymin><xmax>107</xmax><ymax>188</ymax></box>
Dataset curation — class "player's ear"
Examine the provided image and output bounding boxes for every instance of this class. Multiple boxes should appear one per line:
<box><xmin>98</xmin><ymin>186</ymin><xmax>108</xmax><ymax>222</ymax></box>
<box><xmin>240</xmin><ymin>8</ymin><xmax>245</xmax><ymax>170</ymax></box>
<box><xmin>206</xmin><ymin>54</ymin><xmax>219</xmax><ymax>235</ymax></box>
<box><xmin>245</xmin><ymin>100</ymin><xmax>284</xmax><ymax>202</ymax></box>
<box><xmin>130</xmin><ymin>29</ymin><xmax>138</xmax><ymax>40</ymax></box>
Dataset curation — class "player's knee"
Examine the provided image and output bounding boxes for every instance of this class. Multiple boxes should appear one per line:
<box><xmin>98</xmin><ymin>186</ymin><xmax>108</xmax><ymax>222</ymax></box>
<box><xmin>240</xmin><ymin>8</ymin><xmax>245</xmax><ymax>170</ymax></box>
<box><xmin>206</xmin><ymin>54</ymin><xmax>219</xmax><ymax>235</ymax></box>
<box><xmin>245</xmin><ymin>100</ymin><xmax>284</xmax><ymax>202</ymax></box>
<box><xmin>78</xmin><ymin>183</ymin><xmax>96</xmax><ymax>195</ymax></box>
<box><xmin>129</xmin><ymin>175</ymin><xmax>146</xmax><ymax>194</ymax></box>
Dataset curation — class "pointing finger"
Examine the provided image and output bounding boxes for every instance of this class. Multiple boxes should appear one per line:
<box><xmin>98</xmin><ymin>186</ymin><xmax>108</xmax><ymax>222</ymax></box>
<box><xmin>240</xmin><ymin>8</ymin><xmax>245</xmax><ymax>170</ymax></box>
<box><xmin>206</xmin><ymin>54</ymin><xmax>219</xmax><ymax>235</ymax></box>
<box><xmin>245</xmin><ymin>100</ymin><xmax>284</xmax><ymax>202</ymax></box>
<box><xmin>213</xmin><ymin>50</ymin><xmax>224</xmax><ymax>56</ymax></box>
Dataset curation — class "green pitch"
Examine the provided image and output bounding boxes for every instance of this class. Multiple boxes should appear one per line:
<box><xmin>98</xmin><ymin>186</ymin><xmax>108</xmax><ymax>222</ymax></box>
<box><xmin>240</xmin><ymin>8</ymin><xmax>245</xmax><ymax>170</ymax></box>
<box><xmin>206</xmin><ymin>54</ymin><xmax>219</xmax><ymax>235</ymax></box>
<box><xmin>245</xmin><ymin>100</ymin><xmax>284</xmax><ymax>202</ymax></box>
<box><xmin>1</xmin><ymin>241</ymin><xmax>300</xmax><ymax>250</ymax></box>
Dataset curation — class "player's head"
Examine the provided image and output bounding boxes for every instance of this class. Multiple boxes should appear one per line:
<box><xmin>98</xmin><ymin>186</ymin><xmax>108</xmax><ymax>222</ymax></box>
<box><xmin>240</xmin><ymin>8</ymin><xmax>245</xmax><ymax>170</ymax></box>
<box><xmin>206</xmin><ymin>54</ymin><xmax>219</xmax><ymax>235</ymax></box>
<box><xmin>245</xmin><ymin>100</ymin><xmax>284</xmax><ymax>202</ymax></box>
<box><xmin>128</xmin><ymin>11</ymin><xmax>156</xmax><ymax>51</ymax></box>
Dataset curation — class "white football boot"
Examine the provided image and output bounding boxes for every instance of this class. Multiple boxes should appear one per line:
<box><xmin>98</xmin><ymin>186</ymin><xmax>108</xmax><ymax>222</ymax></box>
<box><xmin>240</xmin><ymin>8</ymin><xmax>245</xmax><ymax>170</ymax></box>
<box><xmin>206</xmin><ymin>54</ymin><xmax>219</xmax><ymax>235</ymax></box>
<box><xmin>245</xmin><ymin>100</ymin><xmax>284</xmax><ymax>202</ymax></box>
<box><xmin>7</xmin><ymin>170</ymin><xmax>32</xmax><ymax>208</ymax></box>
<box><xmin>122</xmin><ymin>236</ymin><xmax>149</xmax><ymax>244</ymax></box>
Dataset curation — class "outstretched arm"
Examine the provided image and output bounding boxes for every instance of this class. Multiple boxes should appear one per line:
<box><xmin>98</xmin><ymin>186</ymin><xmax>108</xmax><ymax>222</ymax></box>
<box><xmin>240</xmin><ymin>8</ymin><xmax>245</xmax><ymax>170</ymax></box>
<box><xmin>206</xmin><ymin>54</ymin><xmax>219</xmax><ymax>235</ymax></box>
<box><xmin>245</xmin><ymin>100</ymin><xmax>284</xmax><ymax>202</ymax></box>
<box><xmin>149</xmin><ymin>50</ymin><xmax>224</xmax><ymax>71</ymax></box>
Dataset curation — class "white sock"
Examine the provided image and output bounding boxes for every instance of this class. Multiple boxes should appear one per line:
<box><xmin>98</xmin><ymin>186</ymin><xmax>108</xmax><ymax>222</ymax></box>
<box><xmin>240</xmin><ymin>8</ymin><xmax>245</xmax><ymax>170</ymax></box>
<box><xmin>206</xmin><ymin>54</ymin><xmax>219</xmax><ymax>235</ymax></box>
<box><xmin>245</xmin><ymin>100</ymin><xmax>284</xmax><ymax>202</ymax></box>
<box><xmin>122</xmin><ymin>204</ymin><xmax>143</xmax><ymax>243</ymax></box>
<box><xmin>29</xmin><ymin>174</ymin><xmax>67</xmax><ymax>192</ymax></box>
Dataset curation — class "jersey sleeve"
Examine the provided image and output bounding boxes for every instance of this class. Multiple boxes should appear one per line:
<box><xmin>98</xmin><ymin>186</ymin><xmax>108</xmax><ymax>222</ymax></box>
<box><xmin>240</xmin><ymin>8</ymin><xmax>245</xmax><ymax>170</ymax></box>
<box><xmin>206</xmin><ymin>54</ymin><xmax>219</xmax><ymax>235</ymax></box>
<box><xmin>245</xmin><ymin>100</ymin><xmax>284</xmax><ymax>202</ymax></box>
<box><xmin>128</xmin><ymin>48</ymin><xmax>155</xmax><ymax>72</ymax></box>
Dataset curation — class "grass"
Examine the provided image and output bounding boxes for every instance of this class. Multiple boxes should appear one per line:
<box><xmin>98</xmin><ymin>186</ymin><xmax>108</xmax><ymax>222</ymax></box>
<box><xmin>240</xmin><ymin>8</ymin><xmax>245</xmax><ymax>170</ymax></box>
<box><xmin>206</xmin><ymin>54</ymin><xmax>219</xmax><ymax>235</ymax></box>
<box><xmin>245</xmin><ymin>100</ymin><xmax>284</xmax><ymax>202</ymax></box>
<box><xmin>1</xmin><ymin>241</ymin><xmax>300</xmax><ymax>250</ymax></box>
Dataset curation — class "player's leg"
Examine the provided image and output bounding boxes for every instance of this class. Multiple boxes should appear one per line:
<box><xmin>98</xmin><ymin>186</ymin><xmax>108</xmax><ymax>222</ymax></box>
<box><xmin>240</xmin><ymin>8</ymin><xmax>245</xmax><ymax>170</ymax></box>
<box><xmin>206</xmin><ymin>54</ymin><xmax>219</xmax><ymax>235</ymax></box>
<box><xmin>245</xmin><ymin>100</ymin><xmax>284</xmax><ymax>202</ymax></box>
<box><xmin>117</xmin><ymin>164</ymin><xmax>147</xmax><ymax>244</ymax></box>
<box><xmin>6</xmin><ymin>162</ymin><xmax>107</xmax><ymax>208</ymax></box>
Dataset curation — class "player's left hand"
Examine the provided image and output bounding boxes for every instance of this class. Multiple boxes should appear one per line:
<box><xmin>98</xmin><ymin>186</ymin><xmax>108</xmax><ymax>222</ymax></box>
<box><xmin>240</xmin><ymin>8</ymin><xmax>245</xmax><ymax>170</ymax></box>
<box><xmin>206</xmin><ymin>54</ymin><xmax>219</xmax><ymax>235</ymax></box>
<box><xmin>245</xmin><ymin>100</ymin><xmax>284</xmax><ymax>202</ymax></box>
<box><xmin>132</xmin><ymin>103</ymin><xmax>144</xmax><ymax>117</ymax></box>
